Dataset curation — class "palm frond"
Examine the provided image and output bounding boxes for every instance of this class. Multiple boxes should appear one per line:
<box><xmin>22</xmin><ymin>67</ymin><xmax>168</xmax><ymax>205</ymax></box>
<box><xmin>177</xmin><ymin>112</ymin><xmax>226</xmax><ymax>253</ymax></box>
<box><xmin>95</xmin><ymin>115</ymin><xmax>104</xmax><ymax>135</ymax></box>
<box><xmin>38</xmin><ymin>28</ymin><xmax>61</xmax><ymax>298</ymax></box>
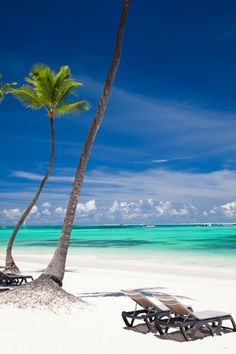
<box><xmin>0</xmin><ymin>81</ymin><xmax>17</xmax><ymax>102</ymax></box>
<box><xmin>55</xmin><ymin>101</ymin><xmax>90</xmax><ymax>116</ymax></box>
<box><xmin>56</xmin><ymin>66</ymin><xmax>71</xmax><ymax>81</ymax></box>
<box><xmin>26</xmin><ymin>64</ymin><xmax>56</xmax><ymax>107</ymax></box>
<box><xmin>53</xmin><ymin>66</ymin><xmax>83</xmax><ymax>106</ymax></box>
<box><xmin>9</xmin><ymin>86</ymin><xmax>44</xmax><ymax>110</ymax></box>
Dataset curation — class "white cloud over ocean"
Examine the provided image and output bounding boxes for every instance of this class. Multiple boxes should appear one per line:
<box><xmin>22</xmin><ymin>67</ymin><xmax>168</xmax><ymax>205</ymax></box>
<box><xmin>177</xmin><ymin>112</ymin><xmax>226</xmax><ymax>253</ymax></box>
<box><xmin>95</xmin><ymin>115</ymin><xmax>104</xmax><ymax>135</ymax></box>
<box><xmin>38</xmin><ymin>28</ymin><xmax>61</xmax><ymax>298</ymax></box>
<box><xmin>1</xmin><ymin>197</ymin><xmax>236</xmax><ymax>225</ymax></box>
<box><xmin>1</xmin><ymin>167</ymin><xmax>236</xmax><ymax>225</ymax></box>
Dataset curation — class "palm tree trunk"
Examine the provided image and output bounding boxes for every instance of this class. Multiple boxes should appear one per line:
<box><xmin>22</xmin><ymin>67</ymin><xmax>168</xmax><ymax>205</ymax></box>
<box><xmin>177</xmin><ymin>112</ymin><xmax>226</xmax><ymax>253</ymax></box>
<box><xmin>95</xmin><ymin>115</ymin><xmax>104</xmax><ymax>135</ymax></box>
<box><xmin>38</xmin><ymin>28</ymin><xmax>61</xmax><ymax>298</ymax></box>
<box><xmin>4</xmin><ymin>116</ymin><xmax>55</xmax><ymax>273</ymax></box>
<box><xmin>42</xmin><ymin>0</ymin><xmax>129</xmax><ymax>284</ymax></box>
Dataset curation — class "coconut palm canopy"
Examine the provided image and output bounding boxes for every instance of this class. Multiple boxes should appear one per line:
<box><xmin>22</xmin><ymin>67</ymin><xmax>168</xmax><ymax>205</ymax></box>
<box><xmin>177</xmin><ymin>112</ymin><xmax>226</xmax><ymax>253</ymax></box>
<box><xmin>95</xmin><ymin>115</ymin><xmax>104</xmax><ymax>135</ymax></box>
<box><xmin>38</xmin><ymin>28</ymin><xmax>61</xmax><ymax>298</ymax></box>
<box><xmin>10</xmin><ymin>64</ymin><xmax>89</xmax><ymax>117</ymax></box>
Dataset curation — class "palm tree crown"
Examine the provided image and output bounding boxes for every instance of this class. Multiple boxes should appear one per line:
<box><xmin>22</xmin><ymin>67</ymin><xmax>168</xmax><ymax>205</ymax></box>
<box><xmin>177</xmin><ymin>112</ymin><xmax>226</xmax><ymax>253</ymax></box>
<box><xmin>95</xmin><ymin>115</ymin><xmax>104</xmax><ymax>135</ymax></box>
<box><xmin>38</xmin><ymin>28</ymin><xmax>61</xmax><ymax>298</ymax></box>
<box><xmin>10</xmin><ymin>64</ymin><xmax>89</xmax><ymax>117</ymax></box>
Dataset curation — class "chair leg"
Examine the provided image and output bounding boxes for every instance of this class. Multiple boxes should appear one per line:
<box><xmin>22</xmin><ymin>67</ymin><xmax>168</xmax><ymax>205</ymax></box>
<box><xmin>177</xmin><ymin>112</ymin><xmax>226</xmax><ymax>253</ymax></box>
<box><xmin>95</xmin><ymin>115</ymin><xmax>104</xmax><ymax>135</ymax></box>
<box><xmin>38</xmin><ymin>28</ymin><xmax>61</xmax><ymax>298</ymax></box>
<box><xmin>230</xmin><ymin>316</ymin><xmax>236</xmax><ymax>332</ymax></box>
<box><xmin>130</xmin><ymin>318</ymin><xmax>135</xmax><ymax>327</ymax></box>
<box><xmin>206</xmin><ymin>324</ymin><xmax>214</xmax><ymax>337</ymax></box>
<box><xmin>180</xmin><ymin>326</ymin><xmax>189</xmax><ymax>341</ymax></box>
<box><xmin>122</xmin><ymin>313</ymin><xmax>132</xmax><ymax>327</ymax></box>
<box><xmin>155</xmin><ymin>322</ymin><xmax>164</xmax><ymax>335</ymax></box>
<box><xmin>215</xmin><ymin>319</ymin><xmax>222</xmax><ymax>336</ymax></box>
<box><xmin>145</xmin><ymin>319</ymin><xmax>153</xmax><ymax>332</ymax></box>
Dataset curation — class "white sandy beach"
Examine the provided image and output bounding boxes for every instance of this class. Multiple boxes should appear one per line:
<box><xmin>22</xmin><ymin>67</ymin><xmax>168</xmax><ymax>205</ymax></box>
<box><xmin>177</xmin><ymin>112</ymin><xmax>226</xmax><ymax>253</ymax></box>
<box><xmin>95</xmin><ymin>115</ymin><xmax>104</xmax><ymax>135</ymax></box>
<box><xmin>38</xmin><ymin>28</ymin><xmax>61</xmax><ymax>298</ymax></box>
<box><xmin>0</xmin><ymin>253</ymin><xmax>236</xmax><ymax>354</ymax></box>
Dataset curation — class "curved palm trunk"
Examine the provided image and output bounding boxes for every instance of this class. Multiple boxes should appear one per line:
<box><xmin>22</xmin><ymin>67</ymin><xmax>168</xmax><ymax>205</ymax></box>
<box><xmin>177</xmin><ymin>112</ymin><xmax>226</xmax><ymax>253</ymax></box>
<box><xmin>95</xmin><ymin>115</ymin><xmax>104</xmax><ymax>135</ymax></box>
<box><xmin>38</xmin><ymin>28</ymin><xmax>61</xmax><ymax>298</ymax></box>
<box><xmin>4</xmin><ymin>116</ymin><xmax>55</xmax><ymax>273</ymax></box>
<box><xmin>42</xmin><ymin>0</ymin><xmax>129</xmax><ymax>285</ymax></box>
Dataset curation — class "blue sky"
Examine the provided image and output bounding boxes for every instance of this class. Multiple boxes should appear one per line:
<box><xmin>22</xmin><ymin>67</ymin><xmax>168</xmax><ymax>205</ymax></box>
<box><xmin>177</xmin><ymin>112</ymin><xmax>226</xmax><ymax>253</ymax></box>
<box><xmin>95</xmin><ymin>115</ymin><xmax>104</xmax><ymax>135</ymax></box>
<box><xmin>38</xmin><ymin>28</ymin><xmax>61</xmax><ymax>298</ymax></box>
<box><xmin>1</xmin><ymin>0</ymin><xmax>236</xmax><ymax>225</ymax></box>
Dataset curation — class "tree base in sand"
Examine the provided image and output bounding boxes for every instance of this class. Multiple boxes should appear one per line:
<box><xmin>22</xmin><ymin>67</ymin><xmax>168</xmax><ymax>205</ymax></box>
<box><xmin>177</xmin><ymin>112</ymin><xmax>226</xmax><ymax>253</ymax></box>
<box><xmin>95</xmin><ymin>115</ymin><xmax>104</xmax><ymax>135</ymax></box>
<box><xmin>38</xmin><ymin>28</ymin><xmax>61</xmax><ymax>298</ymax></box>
<box><xmin>3</xmin><ymin>264</ymin><xmax>20</xmax><ymax>274</ymax></box>
<box><xmin>0</xmin><ymin>274</ymin><xmax>87</xmax><ymax>312</ymax></box>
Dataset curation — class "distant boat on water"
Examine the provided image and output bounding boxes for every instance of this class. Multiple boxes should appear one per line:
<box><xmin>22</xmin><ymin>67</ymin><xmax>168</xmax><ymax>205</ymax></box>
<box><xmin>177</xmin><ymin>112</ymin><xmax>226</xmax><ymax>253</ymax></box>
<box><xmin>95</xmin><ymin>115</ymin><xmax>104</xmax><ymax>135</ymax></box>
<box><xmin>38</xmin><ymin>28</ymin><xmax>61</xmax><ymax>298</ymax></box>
<box><xmin>144</xmin><ymin>224</ymin><xmax>156</xmax><ymax>228</ymax></box>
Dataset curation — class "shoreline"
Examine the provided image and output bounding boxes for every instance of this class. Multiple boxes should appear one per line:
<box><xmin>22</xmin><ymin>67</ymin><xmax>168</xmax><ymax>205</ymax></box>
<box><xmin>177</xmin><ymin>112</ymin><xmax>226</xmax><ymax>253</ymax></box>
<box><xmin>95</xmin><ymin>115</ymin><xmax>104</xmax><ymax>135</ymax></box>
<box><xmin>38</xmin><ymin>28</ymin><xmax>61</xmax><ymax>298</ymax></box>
<box><xmin>3</xmin><ymin>248</ymin><xmax>236</xmax><ymax>276</ymax></box>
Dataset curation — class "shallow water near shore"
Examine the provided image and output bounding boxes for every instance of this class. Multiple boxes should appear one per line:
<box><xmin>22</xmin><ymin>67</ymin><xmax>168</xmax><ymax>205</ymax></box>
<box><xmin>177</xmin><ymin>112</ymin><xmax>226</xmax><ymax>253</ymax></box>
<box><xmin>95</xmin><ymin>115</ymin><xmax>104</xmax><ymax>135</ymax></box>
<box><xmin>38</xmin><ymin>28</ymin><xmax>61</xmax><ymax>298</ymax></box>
<box><xmin>1</xmin><ymin>224</ymin><xmax>236</xmax><ymax>268</ymax></box>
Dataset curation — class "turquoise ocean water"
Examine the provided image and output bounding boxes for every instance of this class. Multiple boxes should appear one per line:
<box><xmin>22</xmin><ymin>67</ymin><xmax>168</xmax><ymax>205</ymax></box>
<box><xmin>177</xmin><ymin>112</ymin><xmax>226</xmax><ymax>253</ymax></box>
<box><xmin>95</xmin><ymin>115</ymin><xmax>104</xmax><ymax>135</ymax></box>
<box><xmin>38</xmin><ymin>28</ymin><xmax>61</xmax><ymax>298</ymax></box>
<box><xmin>1</xmin><ymin>225</ymin><xmax>236</xmax><ymax>266</ymax></box>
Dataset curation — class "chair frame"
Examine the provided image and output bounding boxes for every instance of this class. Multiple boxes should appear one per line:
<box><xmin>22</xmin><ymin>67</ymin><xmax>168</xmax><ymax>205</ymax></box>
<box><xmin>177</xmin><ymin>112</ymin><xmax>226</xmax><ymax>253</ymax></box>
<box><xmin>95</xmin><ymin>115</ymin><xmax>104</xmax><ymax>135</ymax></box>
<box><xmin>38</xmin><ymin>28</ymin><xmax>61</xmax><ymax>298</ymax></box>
<box><xmin>121</xmin><ymin>289</ymin><xmax>171</xmax><ymax>331</ymax></box>
<box><xmin>0</xmin><ymin>271</ymin><xmax>33</xmax><ymax>287</ymax></box>
<box><xmin>154</xmin><ymin>294</ymin><xmax>236</xmax><ymax>341</ymax></box>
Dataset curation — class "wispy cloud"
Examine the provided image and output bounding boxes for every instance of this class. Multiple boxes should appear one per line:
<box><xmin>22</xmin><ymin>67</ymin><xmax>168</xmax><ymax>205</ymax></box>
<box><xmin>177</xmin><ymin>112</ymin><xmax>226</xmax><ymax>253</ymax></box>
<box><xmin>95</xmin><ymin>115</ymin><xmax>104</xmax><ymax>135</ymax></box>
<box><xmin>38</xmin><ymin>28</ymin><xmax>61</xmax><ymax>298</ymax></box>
<box><xmin>79</xmin><ymin>76</ymin><xmax>236</xmax><ymax>164</ymax></box>
<box><xmin>10</xmin><ymin>171</ymin><xmax>74</xmax><ymax>183</ymax></box>
<box><xmin>151</xmin><ymin>156</ymin><xmax>194</xmax><ymax>164</ymax></box>
<box><xmin>7</xmin><ymin>167</ymin><xmax>236</xmax><ymax>210</ymax></box>
<box><xmin>151</xmin><ymin>159</ymin><xmax>169</xmax><ymax>164</ymax></box>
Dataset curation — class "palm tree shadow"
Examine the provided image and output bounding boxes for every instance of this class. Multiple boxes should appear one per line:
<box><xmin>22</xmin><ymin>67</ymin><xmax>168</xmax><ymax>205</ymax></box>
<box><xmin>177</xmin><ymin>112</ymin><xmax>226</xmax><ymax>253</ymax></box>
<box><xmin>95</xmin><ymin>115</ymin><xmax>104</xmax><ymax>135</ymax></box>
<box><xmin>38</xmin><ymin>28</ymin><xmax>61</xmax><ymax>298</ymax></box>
<box><xmin>75</xmin><ymin>287</ymin><xmax>167</xmax><ymax>299</ymax></box>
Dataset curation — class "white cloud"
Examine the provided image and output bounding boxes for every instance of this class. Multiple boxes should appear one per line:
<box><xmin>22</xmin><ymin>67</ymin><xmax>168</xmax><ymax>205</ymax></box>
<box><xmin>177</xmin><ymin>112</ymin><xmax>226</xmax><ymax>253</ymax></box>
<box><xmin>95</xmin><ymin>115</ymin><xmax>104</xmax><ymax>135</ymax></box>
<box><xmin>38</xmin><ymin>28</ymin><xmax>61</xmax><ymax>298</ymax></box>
<box><xmin>207</xmin><ymin>200</ymin><xmax>236</xmax><ymax>219</ymax></box>
<box><xmin>11</xmin><ymin>171</ymin><xmax>74</xmax><ymax>183</ymax></box>
<box><xmin>76</xmin><ymin>200</ymin><xmax>96</xmax><ymax>213</ymax></box>
<box><xmin>152</xmin><ymin>159</ymin><xmax>168</xmax><ymax>163</ymax></box>
<box><xmin>222</xmin><ymin>201</ymin><xmax>236</xmax><ymax>217</ymax></box>
<box><xmin>2</xmin><ymin>208</ymin><xmax>21</xmax><ymax>219</ymax></box>
<box><xmin>55</xmin><ymin>207</ymin><xmax>66</xmax><ymax>215</ymax></box>
<box><xmin>42</xmin><ymin>202</ymin><xmax>51</xmax><ymax>208</ymax></box>
<box><xmin>2</xmin><ymin>197</ymin><xmax>236</xmax><ymax>225</ymax></box>
<box><xmin>155</xmin><ymin>201</ymin><xmax>190</xmax><ymax>217</ymax></box>
<box><xmin>151</xmin><ymin>156</ymin><xmax>193</xmax><ymax>164</ymax></box>
<box><xmin>8</xmin><ymin>168</ymin><xmax>236</xmax><ymax>210</ymax></box>
<box><xmin>29</xmin><ymin>205</ymin><xmax>38</xmax><ymax>214</ymax></box>
<box><xmin>82</xmin><ymin>76</ymin><xmax>236</xmax><ymax>159</ymax></box>
<box><xmin>4</xmin><ymin>165</ymin><xmax>236</xmax><ymax>224</ymax></box>
<box><xmin>42</xmin><ymin>208</ymin><xmax>51</xmax><ymax>216</ymax></box>
<box><xmin>107</xmin><ymin>199</ymin><xmax>193</xmax><ymax>222</ymax></box>
<box><xmin>110</xmin><ymin>201</ymin><xmax>119</xmax><ymax>213</ymax></box>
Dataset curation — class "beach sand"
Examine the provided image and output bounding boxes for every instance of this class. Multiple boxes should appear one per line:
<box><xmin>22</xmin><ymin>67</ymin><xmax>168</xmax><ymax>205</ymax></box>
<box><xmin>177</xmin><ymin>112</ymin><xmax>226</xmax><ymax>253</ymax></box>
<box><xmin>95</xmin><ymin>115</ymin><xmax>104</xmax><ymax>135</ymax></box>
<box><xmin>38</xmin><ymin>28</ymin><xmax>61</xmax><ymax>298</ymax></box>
<box><xmin>0</xmin><ymin>253</ymin><xmax>236</xmax><ymax>354</ymax></box>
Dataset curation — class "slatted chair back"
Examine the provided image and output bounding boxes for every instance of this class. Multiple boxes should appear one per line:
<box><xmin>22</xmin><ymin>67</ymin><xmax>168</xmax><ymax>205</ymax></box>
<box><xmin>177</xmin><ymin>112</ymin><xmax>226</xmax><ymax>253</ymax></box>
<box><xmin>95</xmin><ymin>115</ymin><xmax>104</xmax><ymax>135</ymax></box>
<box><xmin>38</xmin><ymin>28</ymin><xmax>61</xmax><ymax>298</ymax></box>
<box><xmin>155</xmin><ymin>294</ymin><xmax>192</xmax><ymax>317</ymax></box>
<box><xmin>122</xmin><ymin>289</ymin><xmax>161</xmax><ymax>310</ymax></box>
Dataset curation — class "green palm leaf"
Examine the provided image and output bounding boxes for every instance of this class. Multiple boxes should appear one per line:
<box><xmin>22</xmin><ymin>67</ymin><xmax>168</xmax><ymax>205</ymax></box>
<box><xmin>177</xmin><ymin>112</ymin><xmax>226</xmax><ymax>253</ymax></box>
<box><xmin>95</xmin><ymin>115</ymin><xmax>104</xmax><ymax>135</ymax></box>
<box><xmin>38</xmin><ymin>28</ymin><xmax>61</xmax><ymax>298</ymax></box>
<box><xmin>9</xmin><ymin>86</ymin><xmax>44</xmax><ymax>110</ymax></box>
<box><xmin>55</xmin><ymin>101</ymin><xmax>90</xmax><ymax>116</ymax></box>
<box><xmin>0</xmin><ymin>79</ymin><xmax>17</xmax><ymax>102</ymax></box>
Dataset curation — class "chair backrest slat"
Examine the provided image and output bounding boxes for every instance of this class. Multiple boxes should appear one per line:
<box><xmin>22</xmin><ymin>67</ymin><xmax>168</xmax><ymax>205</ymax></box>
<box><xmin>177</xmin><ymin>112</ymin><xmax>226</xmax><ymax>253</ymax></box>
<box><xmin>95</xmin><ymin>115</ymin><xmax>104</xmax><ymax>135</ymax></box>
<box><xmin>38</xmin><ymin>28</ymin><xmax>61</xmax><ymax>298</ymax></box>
<box><xmin>155</xmin><ymin>294</ymin><xmax>192</xmax><ymax>316</ymax></box>
<box><xmin>122</xmin><ymin>289</ymin><xmax>161</xmax><ymax>310</ymax></box>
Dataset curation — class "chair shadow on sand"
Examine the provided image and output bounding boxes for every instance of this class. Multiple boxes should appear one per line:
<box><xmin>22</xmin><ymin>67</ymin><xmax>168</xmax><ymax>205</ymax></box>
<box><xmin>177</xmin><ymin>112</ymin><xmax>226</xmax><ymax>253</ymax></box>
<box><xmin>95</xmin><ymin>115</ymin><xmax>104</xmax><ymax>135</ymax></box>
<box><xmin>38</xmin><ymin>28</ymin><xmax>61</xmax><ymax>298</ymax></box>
<box><xmin>124</xmin><ymin>321</ymin><xmax>232</xmax><ymax>342</ymax></box>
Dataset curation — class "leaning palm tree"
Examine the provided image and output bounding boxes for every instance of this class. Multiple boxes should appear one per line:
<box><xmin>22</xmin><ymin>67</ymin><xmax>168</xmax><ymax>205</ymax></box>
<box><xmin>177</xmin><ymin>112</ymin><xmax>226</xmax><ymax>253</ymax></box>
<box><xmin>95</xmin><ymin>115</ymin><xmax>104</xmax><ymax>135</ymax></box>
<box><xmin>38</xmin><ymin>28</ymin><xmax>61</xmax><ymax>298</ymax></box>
<box><xmin>5</xmin><ymin>65</ymin><xmax>89</xmax><ymax>273</ymax></box>
<box><xmin>0</xmin><ymin>74</ymin><xmax>17</xmax><ymax>102</ymax></box>
<box><xmin>42</xmin><ymin>0</ymin><xmax>129</xmax><ymax>286</ymax></box>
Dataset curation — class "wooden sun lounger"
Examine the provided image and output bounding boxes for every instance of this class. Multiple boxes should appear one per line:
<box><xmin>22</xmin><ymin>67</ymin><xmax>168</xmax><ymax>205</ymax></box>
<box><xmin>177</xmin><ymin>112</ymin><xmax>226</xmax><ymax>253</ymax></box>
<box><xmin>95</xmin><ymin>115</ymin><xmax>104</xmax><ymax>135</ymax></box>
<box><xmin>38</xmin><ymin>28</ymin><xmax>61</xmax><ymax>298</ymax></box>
<box><xmin>154</xmin><ymin>294</ymin><xmax>236</xmax><ymax>341</ymax></box>
<box><xmin>121</xmin><ymin>289</ymin><xmax>171</xmax><ymax>331</ymax></box>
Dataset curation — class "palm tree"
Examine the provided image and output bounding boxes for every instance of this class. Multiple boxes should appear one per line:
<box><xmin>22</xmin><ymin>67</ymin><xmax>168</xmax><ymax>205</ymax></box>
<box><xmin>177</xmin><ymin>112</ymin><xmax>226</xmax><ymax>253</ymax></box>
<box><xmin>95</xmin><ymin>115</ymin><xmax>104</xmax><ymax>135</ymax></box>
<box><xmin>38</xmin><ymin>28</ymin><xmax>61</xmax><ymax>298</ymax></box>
<box><xmin>0</xmin><ymin>74</ymin><xmax>17</xmax><ymax>102</ymax></box>
<box><xmin>41</xmin><ymin>0</ymin><xmax>129</xmax><ymax>286</ymax></box>
<box><xmin>5</xmin><ymin>65</ymin><xmax>89</xmax><ymax>273</ymax></box>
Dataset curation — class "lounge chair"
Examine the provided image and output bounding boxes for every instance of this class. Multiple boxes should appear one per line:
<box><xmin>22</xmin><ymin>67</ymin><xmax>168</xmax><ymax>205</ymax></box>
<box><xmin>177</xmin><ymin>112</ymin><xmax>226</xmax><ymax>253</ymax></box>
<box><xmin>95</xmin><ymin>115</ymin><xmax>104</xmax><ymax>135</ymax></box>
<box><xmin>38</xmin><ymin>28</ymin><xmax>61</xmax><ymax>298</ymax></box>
<box><xmin>154</xmin><ymin>294</ymin><xmax>236</xmax><ymax>341</ymax></box>
<box><xmin>0</xmin><ymin>271</ymin><xmax>33</xmax><ymax>287</ymax></box>
<box><xmin>121</xmin><ymin>289</ymin><xmax>171</xmax><ymax>331</ymax></box>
